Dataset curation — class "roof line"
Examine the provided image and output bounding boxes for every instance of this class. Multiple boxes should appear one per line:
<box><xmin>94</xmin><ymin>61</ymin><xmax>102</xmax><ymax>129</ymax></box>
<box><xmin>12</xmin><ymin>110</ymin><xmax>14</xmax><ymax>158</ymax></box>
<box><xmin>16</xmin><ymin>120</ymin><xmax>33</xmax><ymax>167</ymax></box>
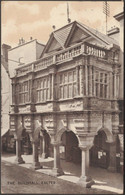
<box><xmin>77</xmin><ymin>22</ymin><xmax>110</xmax><ymax>45</ymax></box>
<box><xmin>9</xmin><ymin>39</ymin><xmax>44</xmax><ymax>51</ymax></box>
<box><xmin>53</xmin><ymin>32</ymin><xmax>65</xmax><ymax>49</ymax></box>
<box><xmin>36</xmin><ymin>41</ymin><xmax>45</xmax><ymax>47</ymax></box>
<box><xmin>53</xmin><ymin>20</ymin><xmax>75</xmax><ymax>33</ymax></box>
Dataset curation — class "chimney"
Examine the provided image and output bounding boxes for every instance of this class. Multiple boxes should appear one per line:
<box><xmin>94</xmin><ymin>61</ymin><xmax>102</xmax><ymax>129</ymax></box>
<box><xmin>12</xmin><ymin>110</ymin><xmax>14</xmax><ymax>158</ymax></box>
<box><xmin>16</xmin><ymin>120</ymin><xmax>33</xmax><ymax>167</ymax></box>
<box><xmin>107</xmin><ymin>26</ymin><xmax>119</xmax><ymax>36</ymax></box>
<box><xmin>2</xmin><ymin>44</ymin><xmax>11</xmax><ymax>62</ymax></box>
<box><xmin>20</xmin><ymin>37</ymin><xmax>25</xmax><ymax>44</ymax></box>
<box><xmin>52</xmin><ymin>25</ymin><xmax>56</xmax><ymax>31</ymax></box>
<box><xmin>30</xmin><ymin>37</ymin><xmax>33</xmax><ymax>40</ymax></box>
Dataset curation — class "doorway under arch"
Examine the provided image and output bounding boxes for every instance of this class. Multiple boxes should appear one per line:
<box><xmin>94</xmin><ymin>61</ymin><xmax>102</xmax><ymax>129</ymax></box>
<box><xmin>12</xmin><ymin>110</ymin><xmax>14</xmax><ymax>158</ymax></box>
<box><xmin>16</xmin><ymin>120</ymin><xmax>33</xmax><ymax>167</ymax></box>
<box><xmin>38</xmin><ymin>130</ymin><xmax>53</xmax><ymax>158</ymax></box>
<box><xmin>61</xmin><ymin>131</ymin><xmax>81</xmax><ymax>164</ymax></box>
<box><xmin>21</xmin><ymin>129</ymin><xmax>32</xmax><ymax>155</ymax></box>
<box><xmin>90</xmin><ymin>130</ymin><xmax>110</xmax><ymax>169</ymax></box>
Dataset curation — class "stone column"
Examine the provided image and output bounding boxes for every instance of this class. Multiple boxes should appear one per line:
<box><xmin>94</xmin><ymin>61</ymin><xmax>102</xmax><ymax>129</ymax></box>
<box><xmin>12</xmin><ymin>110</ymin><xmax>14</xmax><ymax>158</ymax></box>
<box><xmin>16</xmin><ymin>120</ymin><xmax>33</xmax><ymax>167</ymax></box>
<box><xmin>39</xmin><ymin>137</ymin><xmax>42</xmax><ymax>157</ymax></box>
<box><xmin>116</xmin><ymin>73</ymin><xmax>119</xmax><ymax>98</ymax></box>
<box><xmin>80</xmin><ymin>65</ymin><xmax>83</xmax><ymax>96</ymax></box>
<box><xmin>76</xmin><ymin>66</ymin><xmax>80</xmax><ymax>96</ymax></box>
<box><xmin>77</xmin><ymin>146</ymin><xmax>94</xmax><ymax>188</ymax></box>
<box><xmin>109</xmin><ymin>71</ymin><xmax>113</xmax><ymax>99</ymax></box>
<box><xmin>15</xmin><ymin>138</ymin><xmax>25</xmax><ymax>164</ymax></box>
<box><xmin>93</xmin><ymin>66</ymin><xmax>96</xmax><ymax>96</ymax></box>
<box><xmin>107</xmin><ymin>74</ymin><xmax>109</xmax><ymax>99</ymax></box>
<box><xmin>88</xmin><ymin>66</ymin><xmax>92</xmax><ymax>96</ymax></box>
<box><xmin>108</xmin><ymin>141</ymin><xmax>117</xmax><ymax>172</ymax></box>
<box><xmin>49</xmin><ymin>74</ymin><xmax>51</xmax><ymax>100</ymax></box>
<box><xmin>114</xmin><ymin>72</ymin><xmax>117</xmax><ymax>99</ymax></box>
<box><xmin>42</xmin><ymin>136</ymin><xmax>47</xmax><ymax>159</ymax></box>
<box><xmin>31</xmin><ymin>141</ymin><xmax>42</xmax><ymax>170</ymax></box>
<box><xmin>51</xmin><ymin>73</ymin><xmax>54</xmax><ymax>100</ymax></box>
<box><xmin>98</xmin><ymin>72</ymin><xmax>100</xmax><ymax>97</ymax></box>
<box><xmin>85</xmin><ymin>65</ymin><xmax>88</xmax><ymax>96</ymax></box>
<box><xmin>51</xmin><ymin>142</ymin><xmax>64</xmax><ymax>176</ymax></box>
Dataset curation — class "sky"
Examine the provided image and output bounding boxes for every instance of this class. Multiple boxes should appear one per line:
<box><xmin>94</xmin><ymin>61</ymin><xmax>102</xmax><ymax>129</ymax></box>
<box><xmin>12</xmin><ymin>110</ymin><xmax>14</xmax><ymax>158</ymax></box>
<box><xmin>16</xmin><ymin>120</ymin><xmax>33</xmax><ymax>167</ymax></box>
<box><xmin>1</xmin><ymin>1</ymin><xmax>124</xmax><ymax>48</ymax></box>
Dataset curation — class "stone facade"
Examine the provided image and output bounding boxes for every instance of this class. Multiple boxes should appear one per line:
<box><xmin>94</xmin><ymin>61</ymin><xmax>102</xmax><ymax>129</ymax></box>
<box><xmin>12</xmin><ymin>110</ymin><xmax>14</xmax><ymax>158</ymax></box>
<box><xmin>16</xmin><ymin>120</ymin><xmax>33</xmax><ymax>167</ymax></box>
<box><xmin>9</xmin><ymin>21</ymin><xmax>122</xmax><ymax>187</ymax></box>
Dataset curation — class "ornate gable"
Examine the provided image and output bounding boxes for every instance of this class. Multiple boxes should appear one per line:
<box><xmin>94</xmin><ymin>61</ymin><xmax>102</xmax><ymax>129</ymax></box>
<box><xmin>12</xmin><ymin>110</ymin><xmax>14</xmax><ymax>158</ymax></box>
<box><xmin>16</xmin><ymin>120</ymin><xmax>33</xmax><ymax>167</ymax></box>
<box><xmin>47</xmin><ymin>37</ymin><xmax>62</xmax><ymax>53</ymax></box>
<box><xmin>67</xmin><ymin>26</ymin><xmax>90</xmax><ymax>46</ymax></box>
<box><xmin>41</xmin><ymin>21</ymin><xmax>119</xmax><ymax>58</ymax></box>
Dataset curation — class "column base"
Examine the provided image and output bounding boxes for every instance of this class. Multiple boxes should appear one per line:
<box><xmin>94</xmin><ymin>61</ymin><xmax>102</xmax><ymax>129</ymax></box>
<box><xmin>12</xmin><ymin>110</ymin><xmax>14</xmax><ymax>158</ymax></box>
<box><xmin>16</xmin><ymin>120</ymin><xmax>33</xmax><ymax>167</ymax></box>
<box><xmin>15</xmin><ymin>156</ymin><xmax>25</xmax><ymax>164</ymax></box>
<box><xmin>50</xmin><ymin>168</ymin><xmax>64</xmax><ymax>177</ymax></box>
<box><xmin>108</xmin><ymin>166</ymin><xmax>117</xmax><ymax>172</ymax></box>
<box><xmin>30</xmin><ymin>162</ymin><xmax>42</xmax><ymax>170</ymax></box>
<box><xmin>77</xmin><ymin>176</ymin><xmax>95</xmax><ymax>188</ymax></box>
<box><xmin>41</xmin><ymin>153</ymin><xmax>47</xmax><ymax>159</ymax></box>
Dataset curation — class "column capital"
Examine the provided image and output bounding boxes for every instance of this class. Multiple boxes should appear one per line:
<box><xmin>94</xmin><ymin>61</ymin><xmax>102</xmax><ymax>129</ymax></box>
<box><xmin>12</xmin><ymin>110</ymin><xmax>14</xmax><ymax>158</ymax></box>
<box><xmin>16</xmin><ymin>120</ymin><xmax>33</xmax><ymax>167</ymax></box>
<box><xmin>79</xmin><ymin>145</ymin><xmax>92</xmax><ymax>151</ymax></box>
<box><xmin>78</xmin><ymin>133</ymin><xmax>95</xmax><ymax>150</ymax></box>
<box><xmin>51</xmin><ymin>141</ymin><xmax>62</xmax><ymax>146</ymax></box>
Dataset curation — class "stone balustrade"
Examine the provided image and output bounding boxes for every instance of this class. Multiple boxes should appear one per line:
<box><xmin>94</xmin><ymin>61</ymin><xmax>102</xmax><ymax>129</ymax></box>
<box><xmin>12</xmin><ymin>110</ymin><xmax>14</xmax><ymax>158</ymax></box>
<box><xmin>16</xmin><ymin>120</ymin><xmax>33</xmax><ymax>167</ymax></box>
<box><xmin>16</xmin><ymin>43</ymin><xmax>110</xmax><ymax>77</ymax></box>
<box><xmin>16</xmin><ymin>63</ymin><xmax>33</xmax><ymax>76</ymax></box>
<box><xmin>85</xmin><ymin>43</ymin><xmax>108</xmax><ymax>59</ymax></box>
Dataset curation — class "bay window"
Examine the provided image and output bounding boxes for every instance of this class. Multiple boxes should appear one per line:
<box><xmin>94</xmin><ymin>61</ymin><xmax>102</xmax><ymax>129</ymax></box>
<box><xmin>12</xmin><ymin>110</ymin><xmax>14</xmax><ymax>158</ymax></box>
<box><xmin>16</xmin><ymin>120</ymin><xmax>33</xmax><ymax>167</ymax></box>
<box><xmin>59</xmin><ymin>69</ymin><xmax>77</xmax><ymax>99</ymax></box>
<box><xmin>36</xmin><ymin>76</ymin><xmax>49</xmax><ymax>102</ymax></box>
<box><xmin>18</xmin><ymin>81</ymin><xmax>29</xmax><ymax>104</ymax></box>
<box><xmin>95</xmin><ymin>71</ymin><xmax>109</xmax><ymax>99</ymax></box>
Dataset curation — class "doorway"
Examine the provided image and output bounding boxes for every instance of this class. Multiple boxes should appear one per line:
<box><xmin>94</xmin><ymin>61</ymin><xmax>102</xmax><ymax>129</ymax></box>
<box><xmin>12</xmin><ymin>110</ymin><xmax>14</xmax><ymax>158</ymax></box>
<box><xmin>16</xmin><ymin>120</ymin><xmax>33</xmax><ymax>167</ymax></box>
<box><xmin>21</xmin><ymin>129</ymin><xmax>32</xmax><ymax>155</ymax></box>
<box><xmin>61</xmin><ymin>131</ymin><xmax>81</xmax><ymax>164</ymax></box>
<box><xmin>38</xmin><ymin>130</ymin><xmax>53</xmax><ymax>158</ymax></box>
<box><xmin>90</xmin><ymin>130</ymin><xmax>109</xmax><ymax>169</ymax></box>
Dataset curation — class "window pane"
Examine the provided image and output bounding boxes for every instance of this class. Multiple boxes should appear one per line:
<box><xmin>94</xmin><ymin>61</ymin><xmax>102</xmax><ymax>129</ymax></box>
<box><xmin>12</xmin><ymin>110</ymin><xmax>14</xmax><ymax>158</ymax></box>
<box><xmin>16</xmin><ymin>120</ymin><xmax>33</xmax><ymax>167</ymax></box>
<box><xmin>60</xmin><ymin>86</ymin><xmax>63</xmax><ymax>99</ymax></box>
<box><xmin>68</xmin><ymin>84</ymin><xmax>72</xmax><ymax>98</ymax></box>
<box><xmin>104</xmin><ymin>85</ymin><xmax>107</xmax><ymax>98</ymax></box>
<box><xmin>24</xmin><ymin>83</ymin><xmax>27</xmax><ymax>91</ymax></box>
<box><xmin>46</xmin><ymin>89</ymin><xmax>49</xmax><ymax>100</ymax></box>
<box><xmin>60</xmin><ymin>74</ymin><xmax>63</xmax><ymax>84</ymax></box>
<box><xmin>41</xmin><ymin>80</ymin><xmax>43</xmax><ymax>88</ymax></box>
<box><xmin>100</xmin><ymin>73</ymin><xmax>103</xmax><ymax>83</ymax></box>
<box><xmin>24</xmin><ymin>93</ymin><xmax>26</xmax><ymax>102</ymax></box>
<box><xmin>22</xmin><ymin>94</ymin><xmax>24</xmax><ymax>103</ymax></box>
<box><xmin>100</xmin><ymin>84</ymin><xmax>103</xmax><ymax>97</ymax></box>
<box><xmin>43</xmin><ymin>79</ymin><xmax>46</xmax><ymax>88</ymax></box>
<box><xmin>46</xmin><ymin>78</ymin><xmax>49</xmax><ymax>87</ymax></box>
<box><xmin>104</xmin><ymin>74</ymin><xmax>107</xmax><ymax>83</ymax></box>
<box><xmin>73</xmin><ymin>71</ymin><xmax>76</xmax><ymax>81</ymax></box>
<box><xmin>42</xmin><ymin>90</ymin><xmax>44</xmax><ymax>101</ymax></box>
<box><xmin>95</xmin><ymin>71</ymin><xmax>99</xmax><ymax>82</ymax></box>
<box><xmin>37</xmin><ymin>81</ymin><xmax>40</xmax><ymax>88</ymax></box>
<box><xmin>19</xmin><ymin>84</ymin><xmax>21</xmax><ymax>92</ymax></box>
<box><xmin>73</xmin><ymin>83</ymin><xmax>77</xmax><ymax>97</ymax></box>
<box><xmin>68</xmin><ymin>72</ymin><xmax>72</xmax><ymax>82</ymax></box>
<box><xmin>44</xmin><ymin>89</ymin><xmax>46</xmax><ymax>100</ymax></box>
<box><xmin>64</xmin><ymin>85</ymin><xmax>67</xmax><ymax>98</ymax></box>
<box><xmin>64</xmin><ymin>73</ymin><xmax>67</xmax><ymax>83</ymax></box>
<box><xmin>96</xmin><ymin>83</ymin><xmax>98</xmax><ymax>96</ymax></box>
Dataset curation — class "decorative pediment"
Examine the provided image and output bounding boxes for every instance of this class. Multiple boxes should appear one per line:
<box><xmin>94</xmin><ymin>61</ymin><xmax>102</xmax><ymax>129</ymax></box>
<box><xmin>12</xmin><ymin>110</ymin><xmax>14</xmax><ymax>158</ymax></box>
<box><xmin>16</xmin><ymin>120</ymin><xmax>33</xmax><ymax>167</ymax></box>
<box><xmin>67</xmin><ymin>26</ymin><xmax>90</xmax><ymax>46</ymax></box>
<box><xmin>41</xmin><ymin>21</ymin><xmax>119</xmax><ymax>58</ymax></box>
<box><xmin>47</xmin><ymin>37</ymin><xmax>62</xmax><ymax>53</ymax></box>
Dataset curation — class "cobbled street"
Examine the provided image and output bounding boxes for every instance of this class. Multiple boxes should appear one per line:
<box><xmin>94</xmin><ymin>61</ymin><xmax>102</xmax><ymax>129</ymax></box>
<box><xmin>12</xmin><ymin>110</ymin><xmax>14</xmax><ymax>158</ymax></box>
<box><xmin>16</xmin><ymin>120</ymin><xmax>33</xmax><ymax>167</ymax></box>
<box><xmin>1</xmin><ymin>161</ymin><xmax>116</xmax><ymax>194</ymax></box>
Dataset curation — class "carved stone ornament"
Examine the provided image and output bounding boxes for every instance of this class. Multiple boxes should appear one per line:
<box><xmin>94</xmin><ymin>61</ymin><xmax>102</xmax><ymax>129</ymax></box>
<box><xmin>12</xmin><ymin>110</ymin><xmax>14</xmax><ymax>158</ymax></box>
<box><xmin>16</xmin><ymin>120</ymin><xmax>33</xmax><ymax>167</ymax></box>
<box><xmin>78</xmin><ymin>132</ymin><xmax>96</xmax><ymax>149</ymax></box>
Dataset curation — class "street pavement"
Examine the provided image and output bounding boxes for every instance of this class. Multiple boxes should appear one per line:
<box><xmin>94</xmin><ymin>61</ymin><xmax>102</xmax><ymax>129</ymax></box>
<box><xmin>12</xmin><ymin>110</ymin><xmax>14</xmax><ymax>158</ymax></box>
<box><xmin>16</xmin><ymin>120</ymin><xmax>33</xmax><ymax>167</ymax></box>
<box><xmin>1</xmin><ymin>161</ymin><xmax>119</xmax><ymax>194</ymax></box>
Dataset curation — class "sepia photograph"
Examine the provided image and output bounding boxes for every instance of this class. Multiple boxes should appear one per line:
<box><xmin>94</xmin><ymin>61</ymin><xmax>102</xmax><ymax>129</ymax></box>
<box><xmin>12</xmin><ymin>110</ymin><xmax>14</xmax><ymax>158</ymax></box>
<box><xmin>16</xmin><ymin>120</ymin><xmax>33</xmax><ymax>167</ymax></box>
<box><xmin>1</xmin><ymin>0</ymin><xmax>124</xmax><ymax>194</ymax></box>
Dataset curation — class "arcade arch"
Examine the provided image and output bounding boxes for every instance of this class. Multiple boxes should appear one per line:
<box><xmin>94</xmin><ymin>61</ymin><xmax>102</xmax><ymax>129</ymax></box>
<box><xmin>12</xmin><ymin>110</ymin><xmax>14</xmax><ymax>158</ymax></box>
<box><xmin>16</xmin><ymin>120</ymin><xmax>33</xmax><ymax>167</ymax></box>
<box><xmin>61</xmin><ymin>130</ymin><xmax>81</xmax><ymax>164</ymax></box>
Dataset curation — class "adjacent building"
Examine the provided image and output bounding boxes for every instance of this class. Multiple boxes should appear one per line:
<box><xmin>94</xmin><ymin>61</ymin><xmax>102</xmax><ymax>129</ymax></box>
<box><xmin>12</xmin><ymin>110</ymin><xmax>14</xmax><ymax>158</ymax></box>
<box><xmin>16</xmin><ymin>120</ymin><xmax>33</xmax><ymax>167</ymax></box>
<box><xmin>1</xmin><ymin>39</ymin><xmax>45</xmax><ymax>152</ymax></box>
<box><xmin>9</xmin><ymin>20</ymin><xmax>123</xmax><ymax>187</ymax></box>
<box><xmin>107</xmin><ymin>11</ymin><xmax>124</xmax><ymax>170</ymax></box>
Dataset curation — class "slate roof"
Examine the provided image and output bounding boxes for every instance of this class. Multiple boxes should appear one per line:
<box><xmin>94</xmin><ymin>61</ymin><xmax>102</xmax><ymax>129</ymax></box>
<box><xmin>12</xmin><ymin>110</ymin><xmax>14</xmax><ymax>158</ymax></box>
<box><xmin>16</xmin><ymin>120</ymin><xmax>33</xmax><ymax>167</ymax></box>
<box><xmin>53</xmin><ymin>20</ymin><xmax>119</xmax><ymax>47</ymax></box>
<box><xmin>78</xmin><ymin>21</ymin><xmax>119</xmax><ymax>46</ymax></box>
<box><xmin>53</xmin><ymin>22</ymin><xmax>74</xmax><ymax>47</ymax></box>
<box><xmin>41</xmin><ymin>20</ymin><xmax>120</xmax><ymax>57</ymax></box>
